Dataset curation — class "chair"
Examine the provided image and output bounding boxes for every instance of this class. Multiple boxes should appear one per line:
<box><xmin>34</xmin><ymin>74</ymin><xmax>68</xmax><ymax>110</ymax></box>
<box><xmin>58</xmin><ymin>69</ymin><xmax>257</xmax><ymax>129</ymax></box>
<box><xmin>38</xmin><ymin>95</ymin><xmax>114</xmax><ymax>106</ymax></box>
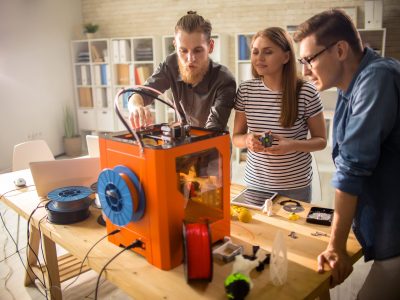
<box><xmin>12</xmin><ymin>140</ymin><xmax>55</xmax><ymax>171</ymax></box>
<box><xmin>12</xmin><ymin>139</ymin><xmax>55</xmax><ymax>249</ymax></box>
<box><xmin>86</xmin><ymin>135</ymin><xmax>100</xmax><ymax>157</ymax></box>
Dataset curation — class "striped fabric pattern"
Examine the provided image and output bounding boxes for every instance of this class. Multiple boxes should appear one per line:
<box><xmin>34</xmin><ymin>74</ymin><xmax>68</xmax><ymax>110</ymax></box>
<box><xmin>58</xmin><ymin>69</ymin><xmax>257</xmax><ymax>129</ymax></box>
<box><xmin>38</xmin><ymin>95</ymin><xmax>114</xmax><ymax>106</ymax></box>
<box><xmin>234</xmin><ymin>78</ymin><xmax>323</xmax><ymax>190</ymax></box>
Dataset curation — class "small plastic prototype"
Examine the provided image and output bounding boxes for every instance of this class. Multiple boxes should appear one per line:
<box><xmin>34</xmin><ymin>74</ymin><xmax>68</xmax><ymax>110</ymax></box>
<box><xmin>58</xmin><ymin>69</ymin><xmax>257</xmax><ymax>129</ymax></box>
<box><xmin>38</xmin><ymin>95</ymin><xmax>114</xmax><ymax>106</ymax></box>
<box><xmin>213</xmin><ymin>237</ymin><xmax>243</xmax><ymax>263</ymax></box>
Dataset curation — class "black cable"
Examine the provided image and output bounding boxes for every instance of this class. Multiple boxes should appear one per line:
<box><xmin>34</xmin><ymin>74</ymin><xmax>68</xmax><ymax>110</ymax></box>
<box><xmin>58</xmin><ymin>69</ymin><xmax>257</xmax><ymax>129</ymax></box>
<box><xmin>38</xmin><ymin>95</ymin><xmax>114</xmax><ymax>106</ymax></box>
<box><xmin>279</xmin><ymin>199</ymin><xmax>302</xmax><ymax>206</ymax></box>
<box><xmin>25</xmin><ymin>201</ymin><xmax>49</xmax><ymax>298</ymax></box>
<box><xmin>0</xmin><ymin>246</ymin><xmax>27</xmax><ymax>263</ymax></box>
<box><xmin>37</xmin><ymin>215</ymin><xmax>53</xmax><ymax>295</ymax></box>
<box><xmin>94</xmin><ymin>240</ymin><xmax>143</xmax><ymax>300</ymax></box>
<box><xmin>0</xmin><ymin>205</ymin><xmax>48</xmax><ymax>298</ymax></box>
<box><xmin>63</xmin><ymin>229</ymin><xmax>121</xmax><ymax>292</ymax></box>
<box><xmin>114</xmin><ymin>87</ymin><xmax>185</xmax><ymax>151</ymax></box>
<box><xmin>0</xmin><ymin>185</ymin><xmax>36</xmax><ymax>199</ymax></box>
<box><xmin>1</xmin><ymin>186</ymin><xmax>48</xmax><ymax>298</ymax></box>
<box><xmin>127</xmin><ymin>88</ymin><xmax>176</xmax><ymax>110</ymax></box>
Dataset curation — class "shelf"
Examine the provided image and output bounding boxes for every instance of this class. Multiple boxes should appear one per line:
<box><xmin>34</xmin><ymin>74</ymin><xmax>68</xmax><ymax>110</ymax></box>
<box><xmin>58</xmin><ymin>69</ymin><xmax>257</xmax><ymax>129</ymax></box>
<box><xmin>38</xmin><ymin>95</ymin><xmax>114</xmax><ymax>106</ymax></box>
<box><xmin>71</xmin><ymin>36</ymin><xmax>161</xmax><ymax>133</ymax></box>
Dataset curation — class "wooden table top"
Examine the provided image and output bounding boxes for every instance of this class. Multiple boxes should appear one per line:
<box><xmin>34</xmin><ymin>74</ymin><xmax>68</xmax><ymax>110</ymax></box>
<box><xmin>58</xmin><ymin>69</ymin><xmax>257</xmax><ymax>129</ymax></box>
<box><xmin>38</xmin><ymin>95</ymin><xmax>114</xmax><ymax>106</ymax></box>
<box><xmin>0</xmin><ymin>169</ymin><xmax>362</xmax><ymax>300</ymax></box>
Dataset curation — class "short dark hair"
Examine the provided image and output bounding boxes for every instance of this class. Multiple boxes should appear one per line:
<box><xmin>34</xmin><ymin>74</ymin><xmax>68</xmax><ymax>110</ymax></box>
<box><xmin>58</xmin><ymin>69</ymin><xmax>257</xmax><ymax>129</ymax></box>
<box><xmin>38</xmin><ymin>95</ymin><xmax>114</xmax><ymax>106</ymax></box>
<box><xmin>175</xmin><ymin>11</ymin><xmax>212</xmax><ymax>41</ymax></box>
<box><xmin>293</xmin><ymin>9</ymin><xmax>363</xmax><ymax>54</ymax></box>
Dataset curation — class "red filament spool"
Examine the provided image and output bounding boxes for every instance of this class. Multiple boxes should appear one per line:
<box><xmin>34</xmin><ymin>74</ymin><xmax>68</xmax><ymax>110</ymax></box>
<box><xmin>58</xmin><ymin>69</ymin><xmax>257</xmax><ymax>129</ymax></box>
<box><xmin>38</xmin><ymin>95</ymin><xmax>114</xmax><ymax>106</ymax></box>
<box><xmin>183</xmin><ymin>222</ymin><xmax>213</xmax><ymax>282</ymax></box>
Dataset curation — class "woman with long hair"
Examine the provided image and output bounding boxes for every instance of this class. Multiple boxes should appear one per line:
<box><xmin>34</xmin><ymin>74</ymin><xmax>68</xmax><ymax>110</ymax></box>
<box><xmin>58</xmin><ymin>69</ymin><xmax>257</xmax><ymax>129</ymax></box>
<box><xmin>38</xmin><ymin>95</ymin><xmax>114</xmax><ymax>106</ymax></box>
<box><xmin>232</xmin><ymin>27</ymin><xmax>326</xmax><ymax>202</ymax></box>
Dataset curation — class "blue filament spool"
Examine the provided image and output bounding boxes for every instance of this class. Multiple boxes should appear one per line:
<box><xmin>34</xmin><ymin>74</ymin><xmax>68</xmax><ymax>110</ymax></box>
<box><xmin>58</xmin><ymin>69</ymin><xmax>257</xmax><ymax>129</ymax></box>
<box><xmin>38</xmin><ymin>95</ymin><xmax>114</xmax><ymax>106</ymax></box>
<box><xmin>97</xmin><ymin>165</ymin><xmax>145</xmax><ymax>226</ymax></box>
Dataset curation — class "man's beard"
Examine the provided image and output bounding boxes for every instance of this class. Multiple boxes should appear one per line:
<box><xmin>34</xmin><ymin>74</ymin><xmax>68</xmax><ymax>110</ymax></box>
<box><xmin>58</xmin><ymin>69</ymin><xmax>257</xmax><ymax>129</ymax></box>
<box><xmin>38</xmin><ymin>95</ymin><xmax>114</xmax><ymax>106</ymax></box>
<box><xmin>178</xmin><ymin>59</ymin><xmax>209</xmax><ymax>85</ymax></box>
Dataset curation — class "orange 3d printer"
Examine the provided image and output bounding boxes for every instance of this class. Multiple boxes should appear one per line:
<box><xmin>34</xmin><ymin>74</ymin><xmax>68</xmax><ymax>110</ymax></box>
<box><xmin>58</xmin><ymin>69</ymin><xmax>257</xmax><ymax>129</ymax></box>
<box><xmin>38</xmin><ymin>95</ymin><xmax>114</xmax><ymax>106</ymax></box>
<box><xmin>97</xmin><ymin>88</ymin><xmax>231</xmax><ymax>272</ymax></box>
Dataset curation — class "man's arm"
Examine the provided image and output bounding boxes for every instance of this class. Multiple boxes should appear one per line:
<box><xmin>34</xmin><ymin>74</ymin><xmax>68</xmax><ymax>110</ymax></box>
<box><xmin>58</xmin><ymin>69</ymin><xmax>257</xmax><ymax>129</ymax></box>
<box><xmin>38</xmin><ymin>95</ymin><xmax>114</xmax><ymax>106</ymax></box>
<box><xmin>318</xmin><ymin>189</ymin><xmax>357</xmax><ymax>287</ymax></box>
<box><xmin>128</xmin><ymin>59</ymin><xmax>173</xmax><ymax>128</ymax></box>
<box><xmin>205</xmin><ymin>78</ymin><xmax>236</xmax><ymax>130</ymax></box>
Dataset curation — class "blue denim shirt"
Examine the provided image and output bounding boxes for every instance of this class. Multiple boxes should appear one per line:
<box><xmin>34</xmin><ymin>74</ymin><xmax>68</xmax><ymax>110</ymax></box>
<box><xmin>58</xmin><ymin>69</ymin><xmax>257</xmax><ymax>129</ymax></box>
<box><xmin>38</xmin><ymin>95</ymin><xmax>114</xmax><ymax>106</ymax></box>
<box><xmin>332</xmin><ymin>48</ymin><xmax>400</xmax><ymax>261</ymax></box>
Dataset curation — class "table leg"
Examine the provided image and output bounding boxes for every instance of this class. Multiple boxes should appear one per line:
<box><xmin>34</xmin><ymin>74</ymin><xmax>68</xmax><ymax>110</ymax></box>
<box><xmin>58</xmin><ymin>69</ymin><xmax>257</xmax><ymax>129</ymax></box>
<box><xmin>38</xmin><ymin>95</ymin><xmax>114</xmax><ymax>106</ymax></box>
<box><xmin>318</xmin><ymin>288</ymin><xmax>331</xmax><ymax>300</ymax></box>
<box><xmin>42</xmin><ymin>234</ymin><xmax>62</xmax><ymax>300</ymax></box>
<box><xmin>24</xmin><ymin>225</ymin><xmax>40</xmax><ymax>286</ymax></box>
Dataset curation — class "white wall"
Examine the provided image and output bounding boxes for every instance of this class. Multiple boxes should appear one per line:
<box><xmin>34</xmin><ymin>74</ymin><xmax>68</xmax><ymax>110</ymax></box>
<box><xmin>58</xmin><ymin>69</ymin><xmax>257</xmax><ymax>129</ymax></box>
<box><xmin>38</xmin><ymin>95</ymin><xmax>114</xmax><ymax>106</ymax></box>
<box><xmin>0</xmin><ymin>0</ymin><xmax>83</xmax><ymax>172</ymax></box>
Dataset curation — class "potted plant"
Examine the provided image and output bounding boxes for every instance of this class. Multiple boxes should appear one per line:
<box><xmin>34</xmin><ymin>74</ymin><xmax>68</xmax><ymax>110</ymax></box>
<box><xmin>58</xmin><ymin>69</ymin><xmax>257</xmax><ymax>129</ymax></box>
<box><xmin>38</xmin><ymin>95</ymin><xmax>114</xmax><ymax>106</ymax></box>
<box><xmin>63</xmin><ymin>106</ymin><xmax>82</xmax><ymax>157</ymax></box>
<box><xmin>84</xmin><ymin>23</ymin><xmax>99</xmax><ymax>39</ymax></box>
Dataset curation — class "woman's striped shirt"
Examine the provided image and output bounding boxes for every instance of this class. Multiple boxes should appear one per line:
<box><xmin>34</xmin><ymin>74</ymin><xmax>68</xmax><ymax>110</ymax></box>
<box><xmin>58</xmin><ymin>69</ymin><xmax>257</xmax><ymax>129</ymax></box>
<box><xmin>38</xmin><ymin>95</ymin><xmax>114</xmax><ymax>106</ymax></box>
<box><xmin>234</xmin><ymin>78</ymin><xmax>323</xmax><ymax>191</ymax></box>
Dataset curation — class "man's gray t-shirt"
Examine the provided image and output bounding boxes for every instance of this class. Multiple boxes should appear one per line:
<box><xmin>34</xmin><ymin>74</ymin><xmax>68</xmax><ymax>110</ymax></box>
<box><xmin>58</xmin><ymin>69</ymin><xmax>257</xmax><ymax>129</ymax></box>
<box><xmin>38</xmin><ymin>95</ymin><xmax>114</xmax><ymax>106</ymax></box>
<box><xmin>139</xmin><ymin>53</ymin><xmax>236</xmax><ymax>130</ymax></box>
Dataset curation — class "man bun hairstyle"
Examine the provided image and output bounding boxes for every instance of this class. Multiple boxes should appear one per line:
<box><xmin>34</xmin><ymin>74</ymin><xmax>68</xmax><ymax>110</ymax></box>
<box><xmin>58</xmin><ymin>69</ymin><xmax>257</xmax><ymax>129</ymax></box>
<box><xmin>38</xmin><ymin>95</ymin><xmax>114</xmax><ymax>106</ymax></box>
<box><xmin>293</xmin><ymin>9</ymin><xmax>363</xmax><ymax>54</ymax></box>
<box><xmin>175</xmin><ymin>11</ymin><xmax>212</xmax><ymax>41</ymax></box>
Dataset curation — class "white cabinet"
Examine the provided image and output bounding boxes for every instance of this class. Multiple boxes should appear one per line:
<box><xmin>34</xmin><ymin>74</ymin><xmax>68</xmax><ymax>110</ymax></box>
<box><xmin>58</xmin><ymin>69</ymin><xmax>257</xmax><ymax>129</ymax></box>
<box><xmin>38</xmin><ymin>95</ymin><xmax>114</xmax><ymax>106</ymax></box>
<box><xmin>71</xmin><ymin>36</ymin><xmax>161</xmax><ymax>133</ymax></box>
<box><xmin>71</xmin><ymin>39</ymin><xmax>113</xmax><ymax>132</ymax></box>
<box><xmin>77</xmin><ymin>109</ymin><xmax>97</xmax><ymax>130</ymax></box>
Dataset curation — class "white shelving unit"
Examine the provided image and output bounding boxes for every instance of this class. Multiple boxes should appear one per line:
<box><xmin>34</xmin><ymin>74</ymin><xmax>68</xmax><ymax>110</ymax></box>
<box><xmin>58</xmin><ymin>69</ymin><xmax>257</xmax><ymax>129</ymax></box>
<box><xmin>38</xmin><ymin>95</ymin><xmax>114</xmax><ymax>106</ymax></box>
<box><xmin>234</xmin><ymin>33</ymin><xmax>254</xmax><ymax>84</ymax></box>
<box><xmin>71</xmin><ymin>36</ymin><xmax>161</xmax><ymax>133</ymax></box>
<box><xmin>160</xmin><ymin>33</ymin><xmax>229</xmax><ymax>123</ymax></box>
<box><xmin>110</xmin><ymin>36</ymin><xmax>161</xmax><ymax>130</ymax></box>
<box><xmin>233</xmin><ymin>33</ymin><xmax>254</xmax><ymax>163</ymax></box>
<box><xmin>71</xmin><ymin>39</ymin><xmax>112</xmax><ymax>133</ymax></box>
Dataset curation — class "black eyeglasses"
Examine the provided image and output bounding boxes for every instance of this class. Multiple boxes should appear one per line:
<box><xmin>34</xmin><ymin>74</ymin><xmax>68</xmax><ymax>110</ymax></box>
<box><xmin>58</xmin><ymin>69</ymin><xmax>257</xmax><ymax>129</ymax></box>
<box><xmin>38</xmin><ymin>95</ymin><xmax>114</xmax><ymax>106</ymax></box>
<box><xmin>298</xmin><ymin>41</ymin><xmax>338</xmax><ymax>68</ymax></box>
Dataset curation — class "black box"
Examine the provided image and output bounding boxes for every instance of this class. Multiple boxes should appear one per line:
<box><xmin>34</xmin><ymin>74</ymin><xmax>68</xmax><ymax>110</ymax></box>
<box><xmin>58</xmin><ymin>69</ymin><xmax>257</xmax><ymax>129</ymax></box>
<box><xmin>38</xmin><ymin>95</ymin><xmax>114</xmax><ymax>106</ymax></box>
<box><xmin>306</xmin><ymin>207</ymin><xmax>334</xmax><ymax>226</ymax></box>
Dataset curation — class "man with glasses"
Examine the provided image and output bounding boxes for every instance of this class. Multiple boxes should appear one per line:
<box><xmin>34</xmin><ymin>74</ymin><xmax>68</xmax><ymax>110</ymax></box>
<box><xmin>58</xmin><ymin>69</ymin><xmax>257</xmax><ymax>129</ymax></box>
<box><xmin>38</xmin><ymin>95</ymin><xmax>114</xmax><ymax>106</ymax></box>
<box><xmin>128</xmin><ymin>11</ymin><xmax>236</xmax><ymax>130</ymax></box>
<box><xmin>294</xmin><ymin>9</ymin><xmax>400</xmax><ymax>299</ymax></box>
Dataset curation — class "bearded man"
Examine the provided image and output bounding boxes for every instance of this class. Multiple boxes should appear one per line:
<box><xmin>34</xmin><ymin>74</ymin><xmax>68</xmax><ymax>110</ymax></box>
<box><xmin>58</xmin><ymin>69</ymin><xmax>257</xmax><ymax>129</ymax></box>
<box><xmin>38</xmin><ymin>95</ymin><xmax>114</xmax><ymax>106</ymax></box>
<box><xmin>128</xmin><ymin>11</ymin><xmax>236</xmax><ymax>130</ymax></box>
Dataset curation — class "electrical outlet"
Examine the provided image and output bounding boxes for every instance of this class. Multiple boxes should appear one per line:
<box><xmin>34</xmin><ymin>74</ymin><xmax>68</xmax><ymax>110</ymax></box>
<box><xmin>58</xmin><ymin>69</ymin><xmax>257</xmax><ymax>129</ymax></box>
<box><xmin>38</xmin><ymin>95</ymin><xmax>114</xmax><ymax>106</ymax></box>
<box><xmin>28</xmin><ymin>131</ymin><xmax>43</xmax><ymax>140</ymax></box>
<box><xmin>33</xmin><ymin>131</ymin><xmax>42</xmax><ymax>139</ymax></box>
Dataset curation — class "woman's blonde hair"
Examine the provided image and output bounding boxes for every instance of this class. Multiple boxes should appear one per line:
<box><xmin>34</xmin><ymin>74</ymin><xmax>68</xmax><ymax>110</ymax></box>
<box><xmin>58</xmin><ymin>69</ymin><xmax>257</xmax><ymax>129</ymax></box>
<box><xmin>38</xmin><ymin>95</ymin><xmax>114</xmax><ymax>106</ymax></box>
<box><xmin>251</xmin><ymin>27</ymin><xmax>303</xmax><ymax>128</ymax></box>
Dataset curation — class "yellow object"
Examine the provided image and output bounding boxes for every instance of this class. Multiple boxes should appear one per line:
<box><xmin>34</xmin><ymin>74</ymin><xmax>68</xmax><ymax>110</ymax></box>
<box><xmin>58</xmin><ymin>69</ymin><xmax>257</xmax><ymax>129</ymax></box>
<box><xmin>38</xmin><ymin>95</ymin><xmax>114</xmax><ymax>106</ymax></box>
<box><xmin>231</xmin><ymin>205</ymin><xmax>252</xmax><ymax>223</ymax></box>
<box><xmin>230</xmin><ymin>206</ymin><xmax>238</xmax><ymax>217</ymax></box>
<box><xmin>238</xmin><ymin>209</ymin><xmax>252</xmax><ymax>223</ymax></box>
<box><xmin>288</xmin><ymin>212</ymin><xmax>300</xmax><ymax>221</ymax></box>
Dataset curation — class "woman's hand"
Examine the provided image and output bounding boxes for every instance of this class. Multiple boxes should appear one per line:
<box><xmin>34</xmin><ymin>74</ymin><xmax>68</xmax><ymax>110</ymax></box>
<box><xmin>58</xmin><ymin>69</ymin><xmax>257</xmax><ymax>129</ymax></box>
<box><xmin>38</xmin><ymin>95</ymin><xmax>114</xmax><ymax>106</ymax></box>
<box><xmin>265</xmin><ymin>133</ymin><xmax>294</xmax><ymax>155</ymax></box>
<box><xmin>245</xmin><ymin>133</ymin><xmax>264</xmax><ymax>152</ymax></box>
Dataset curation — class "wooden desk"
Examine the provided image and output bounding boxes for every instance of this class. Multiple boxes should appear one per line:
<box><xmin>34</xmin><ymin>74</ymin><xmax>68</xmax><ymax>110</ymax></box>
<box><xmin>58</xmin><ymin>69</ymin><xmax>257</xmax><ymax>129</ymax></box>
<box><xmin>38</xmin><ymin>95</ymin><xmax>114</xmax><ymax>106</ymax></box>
<box><xmin>0</xmin><ymin>169</ymin><xmax>362</xmax><ymax>300</ymax></box>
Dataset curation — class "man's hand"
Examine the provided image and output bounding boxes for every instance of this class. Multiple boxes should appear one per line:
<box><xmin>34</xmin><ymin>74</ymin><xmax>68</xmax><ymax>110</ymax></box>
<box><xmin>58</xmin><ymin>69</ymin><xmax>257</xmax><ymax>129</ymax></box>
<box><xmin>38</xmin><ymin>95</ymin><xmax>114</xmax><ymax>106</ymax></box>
<box><xmin>128</xmin><ymin>94</ymin><xmax>153</xmax><ymax>129</ymax></box>
<box><xmin>317</xmin><ymin>247</ymin><xmax>353</xmax><ymax>288</ymax></box>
